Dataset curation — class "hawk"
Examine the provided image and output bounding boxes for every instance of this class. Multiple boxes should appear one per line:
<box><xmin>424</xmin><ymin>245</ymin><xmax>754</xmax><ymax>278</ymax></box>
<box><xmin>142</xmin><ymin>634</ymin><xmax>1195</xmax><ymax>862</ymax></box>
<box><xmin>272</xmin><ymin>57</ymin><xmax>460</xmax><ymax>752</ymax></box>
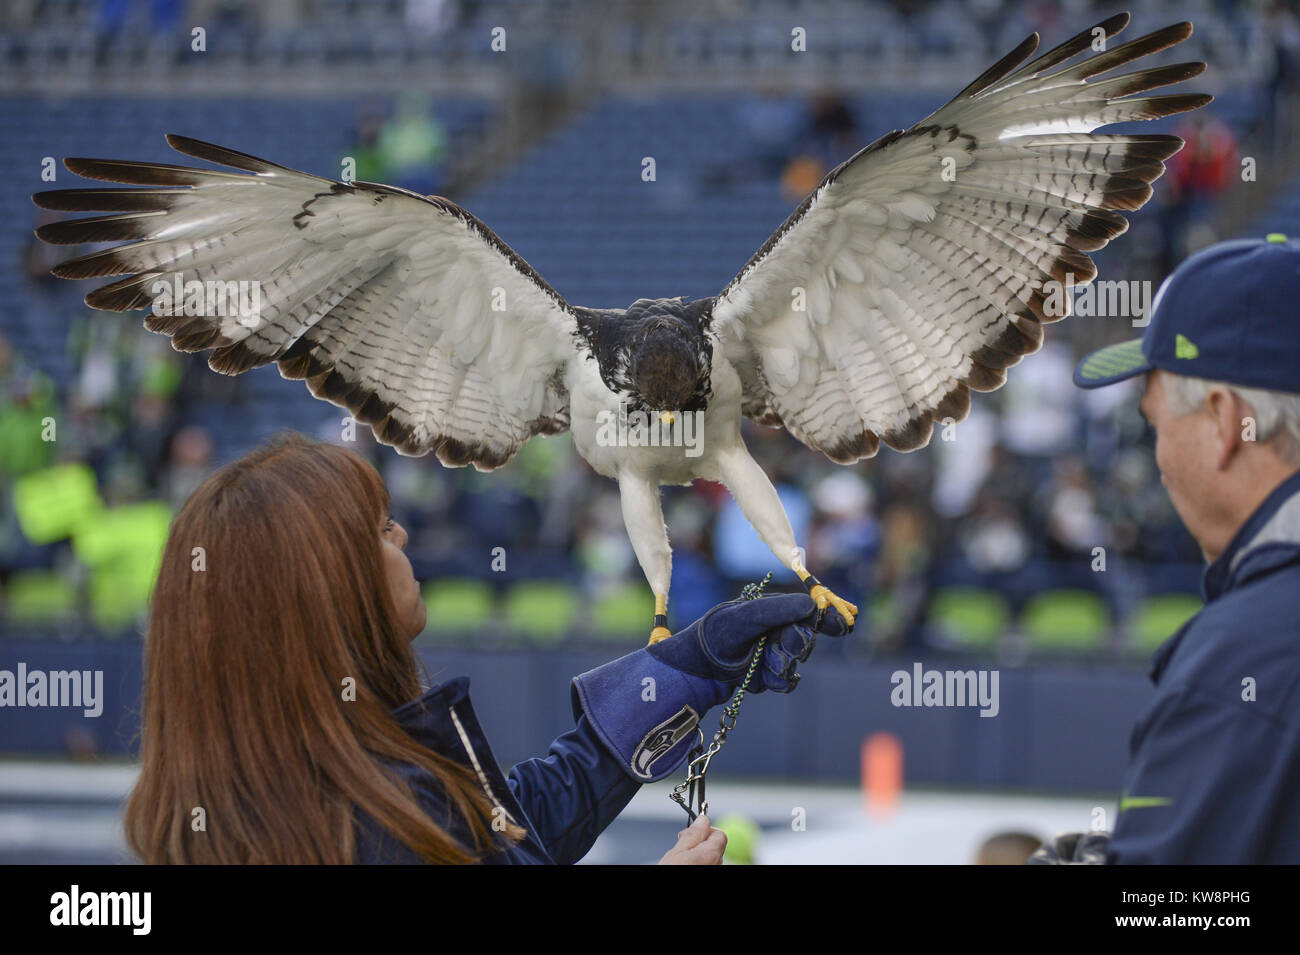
<box><xmin>34</xmin><ymin>13</ymin><xmax>1209</xmax><ymax>643</ymax></box>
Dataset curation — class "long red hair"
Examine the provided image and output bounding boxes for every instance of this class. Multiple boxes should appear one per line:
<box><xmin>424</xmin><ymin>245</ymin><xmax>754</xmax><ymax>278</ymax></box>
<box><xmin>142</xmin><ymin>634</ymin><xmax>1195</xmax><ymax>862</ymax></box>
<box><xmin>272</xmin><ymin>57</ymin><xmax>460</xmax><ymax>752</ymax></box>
<box><xmin>125</xmin><ymin>433</ymin><xmax>526</xmax><ymax>863</ymax></box>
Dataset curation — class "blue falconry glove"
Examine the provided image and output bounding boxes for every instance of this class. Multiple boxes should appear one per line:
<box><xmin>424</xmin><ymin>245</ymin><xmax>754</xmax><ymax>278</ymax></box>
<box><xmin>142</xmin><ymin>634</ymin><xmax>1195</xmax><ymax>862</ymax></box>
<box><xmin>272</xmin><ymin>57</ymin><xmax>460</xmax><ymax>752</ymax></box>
<box><xmin>571</xmin><ymin>593</ymin><xmax>849</xmax><ymax>783</ymax></box>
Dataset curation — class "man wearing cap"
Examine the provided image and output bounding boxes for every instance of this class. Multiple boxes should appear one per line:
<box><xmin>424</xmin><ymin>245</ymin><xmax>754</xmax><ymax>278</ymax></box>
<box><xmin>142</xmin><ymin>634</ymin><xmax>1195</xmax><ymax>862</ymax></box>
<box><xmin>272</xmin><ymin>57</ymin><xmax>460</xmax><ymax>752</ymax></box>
<box><xmin>1039</xmin><ymin>234</ymin><xmax>1300</xmax><ymax>864</ymax></box>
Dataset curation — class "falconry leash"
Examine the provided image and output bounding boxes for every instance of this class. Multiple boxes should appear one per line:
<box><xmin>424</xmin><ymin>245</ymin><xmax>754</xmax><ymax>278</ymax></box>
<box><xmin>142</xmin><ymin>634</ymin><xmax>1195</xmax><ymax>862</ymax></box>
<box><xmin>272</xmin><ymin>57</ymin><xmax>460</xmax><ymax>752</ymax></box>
<box><xmin>670</xmin><ymin>572</ymin><xmax>822</xmax><ymax>824</ymax></box>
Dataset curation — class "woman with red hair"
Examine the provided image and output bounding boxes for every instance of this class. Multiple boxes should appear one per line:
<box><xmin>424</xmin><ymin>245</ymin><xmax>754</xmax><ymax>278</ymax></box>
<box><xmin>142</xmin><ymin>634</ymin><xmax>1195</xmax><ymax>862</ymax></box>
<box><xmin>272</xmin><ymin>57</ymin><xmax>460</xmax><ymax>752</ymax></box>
<box><xmin>125</xmin><ymin>434</ymin><xmax>843</xmax><ymax>864</ymax></box>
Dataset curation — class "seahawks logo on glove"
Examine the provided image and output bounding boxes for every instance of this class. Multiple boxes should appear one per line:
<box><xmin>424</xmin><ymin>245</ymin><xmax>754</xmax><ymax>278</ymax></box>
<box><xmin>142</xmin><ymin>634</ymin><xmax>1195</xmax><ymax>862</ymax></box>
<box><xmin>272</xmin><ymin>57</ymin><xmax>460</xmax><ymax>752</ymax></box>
<box><xmin>631</xmin><ymin>706</ymin><xmax>700</xmax><ymax>780</ymax></box>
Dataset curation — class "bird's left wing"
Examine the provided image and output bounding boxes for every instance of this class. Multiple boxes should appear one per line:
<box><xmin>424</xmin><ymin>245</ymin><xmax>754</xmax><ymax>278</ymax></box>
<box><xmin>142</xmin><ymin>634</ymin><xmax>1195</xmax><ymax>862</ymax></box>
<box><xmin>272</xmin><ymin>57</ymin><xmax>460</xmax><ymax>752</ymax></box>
<box><xmin>710</xmin><ymin>14</ymin><xmax>1209</xmax><ymax>463</ymax></box>
<box><xmin>34</xmin><ymin>135</ymin><xmax>581</xmax><ymax>470</ymax></box>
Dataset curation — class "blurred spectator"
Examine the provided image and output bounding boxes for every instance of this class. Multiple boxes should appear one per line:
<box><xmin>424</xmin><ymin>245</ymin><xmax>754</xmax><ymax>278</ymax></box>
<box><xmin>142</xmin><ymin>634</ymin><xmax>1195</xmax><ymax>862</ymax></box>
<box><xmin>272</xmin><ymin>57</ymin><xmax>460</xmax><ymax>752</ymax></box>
<box><xmin>930</xmin><ymin>403</ymin><xmax>997</xmax><ymax>519</ymax></box>
<box><xmin>576</xmin><ymin>485</ymin><xmax>638</xmax><ymax>587</ymax></box>
<box><xmin>809</xmin><ymin>471</ymin><xmax>878</xmax><ymax>612</ymax></box>
<box><xmin>0</xmin><ymin>336</ymin><xmax>57</xmax><ymax>483</ymax></box>
<box><xmin>1044</xmin><ymin>456</ymin><xmax>1106</xmax><ymax>562</ymax></box>
<box><xmin>998</xmin><ymin>341</ymin><xmax>1079</xmax><ymax>462</ymax></box>
<box><xmin>160</xmin><ymin>426</ymin><xmax>215</xmax><ymax>510</ymax></box>
<box><xmin>805</xmin><ymin>93</ymin><xmax>858</xmax><ymax>168</ymax></box>
<box><xmin>370</xmin><ymin>91</ymin><xmax>449</xmax><ymax>196</ymax></box>
<box><xmin>875</xmin><ymin>501</ymin><xmax>931</xmax><ymax>651</ymax></box>
<box><xmin>1161</xmin><ymin>113</ymin><xmax>1239</xmax><ymax>265</ymax></box>
<box><xmin>960</xmin><ymin>493</ymin><xmax>1030</xmax><ymax>577</ymax></box>
<box><xmin>666</xmin><ymin>491</ymin><xmax>727</xmax><ymax>625</ymax></box>
<box><xmin>780</xmin><ymin>93</ymin><xmax>860</xmax><ymax>201</ymax></box>
<box><xmin>346</xmin><ymin>104</ymin><xmax>391</xmax><ymax>185</ymax></box>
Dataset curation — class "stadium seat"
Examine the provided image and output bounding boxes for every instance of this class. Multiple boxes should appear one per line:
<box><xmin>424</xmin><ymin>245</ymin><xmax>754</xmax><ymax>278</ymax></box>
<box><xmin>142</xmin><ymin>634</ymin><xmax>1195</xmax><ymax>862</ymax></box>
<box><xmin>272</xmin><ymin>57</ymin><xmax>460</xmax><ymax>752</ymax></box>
<box><xmin>1129</xmin><ymin>594</ymin><xmax>1202</xmax><ymax>654</ymax></box>
<box><xmin>590</xmin><ymin>583</ymin><xmax>651</xmax><ymax>642</ymax></box>
<box><xmin>504</xmin><ymin>580</ymin><xmax>578</xmax><ymax>648</ymax></box>
<box><xmin>89</xmin><ymin>558</ymin><xmax>154</xmax><ymax>634</ymax></box>
<box><xmin>867</xmin><ymin>591</ymin><xmax>900</xmax><ymax>634</ymax></box>
<box><xmin>1019</xmin><ymin>590</ymin><xmax>1111</xmax><ymax>652</ymax></box>
<box><xmin>3</xmin><ymin>570</ymin><xmax>79</xmax><ymax>628</ymax></box>
<box><xmin>419</xmin><ymin>578</ymin><xmax>493</xmax><ymax>640</ymax></box>
<box><xmin>925</xmin><ymin>587</ymin><xmax>1010</xmax><ymax>651</ymax></box>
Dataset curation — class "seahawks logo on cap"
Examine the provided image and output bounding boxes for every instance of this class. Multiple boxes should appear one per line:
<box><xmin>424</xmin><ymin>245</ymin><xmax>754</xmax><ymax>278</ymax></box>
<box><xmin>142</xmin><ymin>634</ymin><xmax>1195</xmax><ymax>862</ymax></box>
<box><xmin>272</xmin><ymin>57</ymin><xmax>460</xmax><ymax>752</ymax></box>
<box><xmin>631</xmin><ymin>705</ymin><xmax>700</xmax><ymax>779</ymax></box>
<box><xmin>1175</xmin><ymin>334</ymin><xmax>1199</xmax><ymax>359</ymax></box>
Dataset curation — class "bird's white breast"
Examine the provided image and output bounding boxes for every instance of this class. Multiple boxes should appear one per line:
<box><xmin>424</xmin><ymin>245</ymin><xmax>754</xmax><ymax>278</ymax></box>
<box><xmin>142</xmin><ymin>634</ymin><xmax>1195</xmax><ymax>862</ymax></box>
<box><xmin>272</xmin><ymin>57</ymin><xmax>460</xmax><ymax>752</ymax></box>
<box><xmin>566</xmin><ymin>345</ymin><xmax>743</xmax><ymax>486</ymax></box>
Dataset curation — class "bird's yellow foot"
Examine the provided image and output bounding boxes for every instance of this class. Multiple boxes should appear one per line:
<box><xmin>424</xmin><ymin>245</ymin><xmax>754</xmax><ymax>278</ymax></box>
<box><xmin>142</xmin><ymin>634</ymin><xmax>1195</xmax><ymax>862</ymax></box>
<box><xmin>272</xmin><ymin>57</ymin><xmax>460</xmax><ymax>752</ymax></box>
<box><xmin>802</xmin><ymin>575</ymin><xmax>857</xmax><ymax>629</ymax></box>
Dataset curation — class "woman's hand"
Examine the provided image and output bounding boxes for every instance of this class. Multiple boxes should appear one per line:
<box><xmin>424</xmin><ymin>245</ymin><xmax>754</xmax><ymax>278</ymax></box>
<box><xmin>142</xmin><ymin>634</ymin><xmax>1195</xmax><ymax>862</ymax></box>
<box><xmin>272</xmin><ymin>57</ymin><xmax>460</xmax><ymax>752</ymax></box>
<box><xmin>658</xmin><ymin>814</ymin><xmax>727</xmax><ymax>865</ymax></box>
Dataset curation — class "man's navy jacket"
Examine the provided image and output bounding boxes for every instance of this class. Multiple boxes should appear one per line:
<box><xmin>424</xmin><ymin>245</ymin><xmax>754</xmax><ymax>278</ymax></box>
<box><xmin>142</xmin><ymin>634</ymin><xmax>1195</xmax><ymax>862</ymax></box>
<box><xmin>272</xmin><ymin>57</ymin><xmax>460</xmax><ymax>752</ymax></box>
<box><xmin>354</xmin><ymin>674</ymin><xmax>641</xmax><ymax>864</ymax></box>
<box><xmin>1108</xmin><ymin>469</ymin><xmax>1300</xmax><ymax>863</ymax></box>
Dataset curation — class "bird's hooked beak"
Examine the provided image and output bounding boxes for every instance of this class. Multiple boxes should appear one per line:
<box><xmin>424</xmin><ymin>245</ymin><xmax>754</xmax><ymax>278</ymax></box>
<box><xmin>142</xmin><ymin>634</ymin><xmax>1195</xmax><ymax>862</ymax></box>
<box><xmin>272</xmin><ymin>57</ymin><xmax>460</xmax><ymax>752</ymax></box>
<box><xmin>660</xmin><ymin>410</ymin><xmax>676</xmax><ymax>426</ymax></box>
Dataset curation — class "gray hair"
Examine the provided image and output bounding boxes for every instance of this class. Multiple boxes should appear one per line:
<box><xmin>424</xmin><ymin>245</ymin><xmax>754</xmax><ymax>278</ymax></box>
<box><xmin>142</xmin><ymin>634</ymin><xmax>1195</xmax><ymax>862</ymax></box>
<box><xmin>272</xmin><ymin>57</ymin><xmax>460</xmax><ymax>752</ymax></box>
<box><xmin>1162</xmin><ymin>373</ymin><xmax>1300</xmax><ymax>465</ymax></box>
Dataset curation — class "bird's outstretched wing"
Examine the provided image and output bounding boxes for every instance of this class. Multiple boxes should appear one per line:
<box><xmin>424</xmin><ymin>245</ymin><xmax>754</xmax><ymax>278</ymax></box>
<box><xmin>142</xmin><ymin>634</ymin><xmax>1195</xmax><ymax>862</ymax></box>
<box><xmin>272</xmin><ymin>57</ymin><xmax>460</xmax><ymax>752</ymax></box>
<box><xmin>34</xmin><ymin>135</ymin><xmax>580</xmax><ymax>470</ymax></box>
<box><xmin>710</xmin><ymin>14</ymin><xmax>1210</xmax><ymax>463</ymax></box>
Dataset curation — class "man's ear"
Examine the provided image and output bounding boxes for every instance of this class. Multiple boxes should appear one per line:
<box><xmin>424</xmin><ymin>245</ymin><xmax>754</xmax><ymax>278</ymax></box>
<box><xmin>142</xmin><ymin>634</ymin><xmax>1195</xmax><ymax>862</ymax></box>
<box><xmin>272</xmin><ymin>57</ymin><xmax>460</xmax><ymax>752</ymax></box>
<box><xmin>1206</xmin><ymin>386</ymin><xmax>1248</xmax><ymax>471</ymax></box>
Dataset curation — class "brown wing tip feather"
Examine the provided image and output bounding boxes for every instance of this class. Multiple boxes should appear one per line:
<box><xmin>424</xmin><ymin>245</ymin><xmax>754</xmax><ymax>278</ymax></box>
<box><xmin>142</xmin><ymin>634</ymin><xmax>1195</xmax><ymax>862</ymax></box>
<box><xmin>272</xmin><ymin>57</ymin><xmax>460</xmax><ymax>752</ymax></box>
<box><xmin>881</xmin><ymin>416</ymin><xmax>935</xmax><ymax>453</ymax></box>
<box><xmin>164</xmin><ymin>133</ymin><xmax>288</xmax><ymax>175</ymax></box>
<box><xmin>824</xmin><ymin>429</ymin><xmax>880</xmax><ymax>465</ymax></box>
<box><xmin>957</xmin><ymin>31</ymin><xmax>1041</xmax><ymax>99</ymax></box>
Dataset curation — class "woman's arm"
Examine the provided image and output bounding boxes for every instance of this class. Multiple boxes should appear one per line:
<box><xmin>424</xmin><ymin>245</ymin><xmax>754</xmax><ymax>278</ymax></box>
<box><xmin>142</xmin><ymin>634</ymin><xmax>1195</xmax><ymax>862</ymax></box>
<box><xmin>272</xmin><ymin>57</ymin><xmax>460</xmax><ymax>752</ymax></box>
<box><xmin>507</xmin><ymin>593</ymin><xmax>846</xmax><ymax>864</ymax></box>
<box><xmin>505</xmin><ymin>713</ymin><xmax>642</xmax><ymax>866</ymax></box>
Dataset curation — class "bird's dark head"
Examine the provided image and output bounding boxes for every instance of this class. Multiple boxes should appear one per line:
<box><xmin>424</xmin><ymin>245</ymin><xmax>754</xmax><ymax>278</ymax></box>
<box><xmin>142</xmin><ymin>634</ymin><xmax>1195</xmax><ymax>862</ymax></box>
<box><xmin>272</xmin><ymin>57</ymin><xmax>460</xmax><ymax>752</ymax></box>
<box><xmin>625</xmin><ymin>298</ymin><xmax>712</xmax><ymax>418</ymax></box>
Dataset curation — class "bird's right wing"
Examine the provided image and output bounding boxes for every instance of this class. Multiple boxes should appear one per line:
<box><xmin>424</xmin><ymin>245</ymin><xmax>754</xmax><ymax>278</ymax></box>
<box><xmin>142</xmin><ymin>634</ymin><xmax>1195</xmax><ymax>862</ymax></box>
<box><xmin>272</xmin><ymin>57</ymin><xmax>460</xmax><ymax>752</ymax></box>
<box><xmin>34</xmin><ymin>135</ymin><xmax>581</xmax><ymax>470</ymax></box>
<box><xmin>710</xmin><ymin>14</ymin><xmax>1209</xmax><ymax>463</ymax></box>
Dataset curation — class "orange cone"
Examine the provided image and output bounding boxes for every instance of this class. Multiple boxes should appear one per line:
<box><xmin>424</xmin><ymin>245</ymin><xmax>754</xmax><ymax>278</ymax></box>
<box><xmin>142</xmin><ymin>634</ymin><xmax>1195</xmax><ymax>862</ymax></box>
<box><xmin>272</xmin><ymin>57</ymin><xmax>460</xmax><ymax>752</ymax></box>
<box><xmin>862</xmin><ymin>732</ymin><xmax>903</xmax><ymax>817</ymax></box>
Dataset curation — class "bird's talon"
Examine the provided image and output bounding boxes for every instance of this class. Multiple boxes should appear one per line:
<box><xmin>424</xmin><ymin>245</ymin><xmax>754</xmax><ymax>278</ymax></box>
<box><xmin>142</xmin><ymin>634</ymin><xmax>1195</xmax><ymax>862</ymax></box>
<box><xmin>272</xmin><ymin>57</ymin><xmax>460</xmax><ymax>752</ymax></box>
<box><xmin>808</xmin><ymin>584</ymin><xmax>858</xmax><ymax>629</ymax></box>
<box><xmin>648</xmin><ymin>625</ymin><xmax>672</xmax><ymax>645</ymax></box>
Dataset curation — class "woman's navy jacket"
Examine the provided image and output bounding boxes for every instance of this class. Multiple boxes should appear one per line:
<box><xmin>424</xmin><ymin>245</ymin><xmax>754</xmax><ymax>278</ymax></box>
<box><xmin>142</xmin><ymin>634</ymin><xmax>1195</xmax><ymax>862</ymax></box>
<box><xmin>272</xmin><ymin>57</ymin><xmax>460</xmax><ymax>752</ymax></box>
<box><xmin>354</xmin><ymin>675</ymin><xmax>641</xmax><ymax>864</ymax></box>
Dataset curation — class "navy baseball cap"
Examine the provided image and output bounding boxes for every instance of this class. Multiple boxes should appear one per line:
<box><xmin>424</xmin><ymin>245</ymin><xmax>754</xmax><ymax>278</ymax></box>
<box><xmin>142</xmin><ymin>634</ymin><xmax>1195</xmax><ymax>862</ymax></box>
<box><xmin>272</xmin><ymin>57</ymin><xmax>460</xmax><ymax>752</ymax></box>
<box><xmin>1073</xmin><ymin>234</ymin><xmax>1300</xmax><ymax>393</ymax></box>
